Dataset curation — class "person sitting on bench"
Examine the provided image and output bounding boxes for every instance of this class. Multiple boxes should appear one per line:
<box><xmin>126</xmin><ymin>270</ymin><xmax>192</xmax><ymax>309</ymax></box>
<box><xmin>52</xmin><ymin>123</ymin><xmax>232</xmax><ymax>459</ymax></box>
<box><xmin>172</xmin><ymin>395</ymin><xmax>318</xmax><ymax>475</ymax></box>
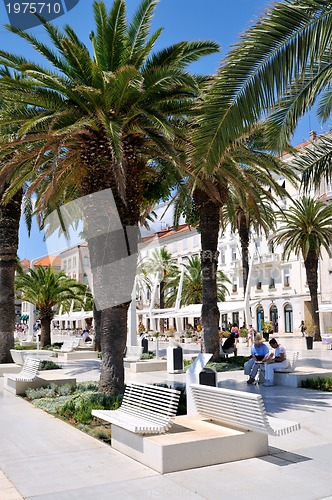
<box><xmin>263</xmin><ymin>338</ymin><xmax>290</xmax><ymax>387</ymax></box>
<box><xmin>221</xmin><ymin>331</ymin><xmax>238</xmax><ymax>356</ymax></box>
<box><xmin>244</xmin><ymin>333</ymin><xmax>270</xmax><ymax>384</ymax></box>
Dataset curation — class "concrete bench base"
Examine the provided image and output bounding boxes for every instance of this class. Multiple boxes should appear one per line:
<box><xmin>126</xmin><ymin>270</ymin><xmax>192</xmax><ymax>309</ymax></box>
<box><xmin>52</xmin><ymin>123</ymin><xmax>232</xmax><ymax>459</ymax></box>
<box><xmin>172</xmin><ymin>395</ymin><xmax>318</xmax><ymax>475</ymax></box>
<box><xmin>124</xmin><ymin>359</ymin><xmax>167</xmax><ymax>373</ymax></box>
<box><xmin>57</xmin><ymin>350</ymin><xmax>98</xmax><ymax>361</ymax></box>
<box><xmin>274</xmin><ymin>368</ymin><xmax>332</xmax><ymax>387</ymax></box>
<box><xmin>0</xmin><ymin>364</ymin><xmax>22</xmax><ymax>377</ymax></box>
<box><xmin>111</xmin><ymin>414</ymin><xmax>268</xmax><ymax>474</ymax></box>
<box><xmin>3</xmin><ymin>371</ymin><xmax>76</xmax><ymax>395</ymax></box>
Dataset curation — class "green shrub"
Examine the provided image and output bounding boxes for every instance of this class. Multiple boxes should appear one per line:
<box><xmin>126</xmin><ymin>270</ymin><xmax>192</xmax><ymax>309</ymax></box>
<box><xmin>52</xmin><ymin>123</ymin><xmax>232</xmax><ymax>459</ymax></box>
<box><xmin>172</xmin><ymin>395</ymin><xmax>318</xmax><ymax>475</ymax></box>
<box><xmin>40</xmin><ymin>360</ymin><xmax>62</xmax><ymax>370</ymax></box>
<box><xmin>26</xmin><ymin>386</ymin><xmax>57</xmax><ymax>400</ymax></box>
<box><xmin>57</xmin><ymin>392</ymin><xmax>122</xmax><ymax>425</ymax></box>
<box><xmin>76</xmin><ymin>381</ymin><xmax>99</xmax><ymax>392</ymax></box>
<box><xmin>140</xmin><ymin>352</ymin><xmax>155</xmax><ymax>360</ymax></box>
<box><xmin>14</xmin><ymin>344</ymin><xmax>37</xmax><ymax>350</ymax></box>
<box><xmin>301</xmin><ymin>377</ymin><xmax>332</xmax><ymax>391</ymax></box>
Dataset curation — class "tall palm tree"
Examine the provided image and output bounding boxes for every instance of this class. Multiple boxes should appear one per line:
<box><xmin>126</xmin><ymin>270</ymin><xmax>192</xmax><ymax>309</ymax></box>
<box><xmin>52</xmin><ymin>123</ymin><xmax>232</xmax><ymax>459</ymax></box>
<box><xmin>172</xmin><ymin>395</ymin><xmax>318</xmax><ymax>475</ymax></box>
<box><xmin>145</xmin><ymin>247</ymin><xmax>178</xmax><ymax>332</ymax></box>
<box><xmin>221</xmin><ymin>190</ymin><xmax>276</xmax><ymax>294</ymax></box>
<box><xmin>0</xmin><ymin>186</ymin><xmax>21</xmax><ymax>363</ymax></box>
<box><xmin>185</xmin><ymin>127</ymin><xmax>297</xmax><ymax>359</ymax></box>
<box><xmin>271</xmin><ymin>196</ymin><xmax>332</xmax><ymax>340</ymax></box>
<box><xmin>15</xmin><ymin>266</ymin><xmax>89</xmax><ymax>347</ymax></box>
<box><xmin>194</xmin><ymin>0</ymin><xmax>332</xmax><ymax>169</ymax></box>
<box><xmin>165</xmin><ymin>255</ymin><xmax>230</xmax><ymax>307</ymax></box>
<box><xmin>0</xmin><ymin>68</ymin><xmax>27</xmax><ymax>363</ymax></box>
<box><xmin>297</xmin><ymin>133</ymin><xmax>332</xmax><ymax>191</ymax></box>
<box><xmin>0</xmin><ymin>0</ymin><xmax>218</xmax><ymax>394</ymax></box>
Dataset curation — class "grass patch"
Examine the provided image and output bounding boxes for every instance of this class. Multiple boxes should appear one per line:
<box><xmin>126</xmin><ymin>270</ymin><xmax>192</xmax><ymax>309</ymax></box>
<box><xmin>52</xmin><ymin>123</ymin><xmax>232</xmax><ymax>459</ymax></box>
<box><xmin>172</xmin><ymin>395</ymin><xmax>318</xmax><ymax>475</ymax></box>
<box><xmin>184</xmin><ymin>355</ymin><xmax>250</xmax><ymax>372</ymax></box>
<box><xmin>301</xmin><ymin>377</ymin><xmax>332</xmax><ymax>391</ymax></box>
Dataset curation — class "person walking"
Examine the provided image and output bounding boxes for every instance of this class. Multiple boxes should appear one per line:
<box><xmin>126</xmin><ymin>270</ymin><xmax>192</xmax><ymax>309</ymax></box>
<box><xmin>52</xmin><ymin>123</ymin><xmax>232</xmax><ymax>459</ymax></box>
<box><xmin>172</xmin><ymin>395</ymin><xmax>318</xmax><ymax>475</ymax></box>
<box><xmin>299</xmin><ymin>320</ymin><xmax>306</xmax><ymax>337</ymax></box>
<box><xmin>247</xmin><ymin>324</ymin><xmax>256</xmax><ymax>347</ymax></box>
<box><xmin>263</xmin><ymin>338</ymin><xmax>290</xmax><ymax>387</ymax></box>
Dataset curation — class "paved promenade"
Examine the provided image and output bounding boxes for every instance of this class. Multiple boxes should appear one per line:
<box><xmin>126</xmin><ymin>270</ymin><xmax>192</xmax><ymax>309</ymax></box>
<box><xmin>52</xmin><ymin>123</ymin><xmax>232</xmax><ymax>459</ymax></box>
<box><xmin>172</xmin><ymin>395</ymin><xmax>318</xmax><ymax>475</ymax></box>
<box><xmin>1</xmin><ymin>335</ymin><xmax>332</xmax><ymax>499</ymax></box>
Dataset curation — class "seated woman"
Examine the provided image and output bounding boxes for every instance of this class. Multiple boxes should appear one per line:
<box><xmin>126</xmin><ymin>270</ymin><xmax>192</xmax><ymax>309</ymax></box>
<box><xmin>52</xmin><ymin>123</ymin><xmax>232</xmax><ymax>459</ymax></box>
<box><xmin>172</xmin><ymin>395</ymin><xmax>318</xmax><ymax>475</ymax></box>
<box><xmin>244</xmin><ymin>333</ymin><xmax>270</xmax><ymax>384</ymax></box>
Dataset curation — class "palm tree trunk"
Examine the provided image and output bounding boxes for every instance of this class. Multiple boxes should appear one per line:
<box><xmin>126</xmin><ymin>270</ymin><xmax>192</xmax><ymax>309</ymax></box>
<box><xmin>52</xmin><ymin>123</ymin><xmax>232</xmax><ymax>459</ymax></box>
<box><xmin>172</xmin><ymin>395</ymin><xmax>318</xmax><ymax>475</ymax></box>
<box><xmin>193</xmin><ymin>188</ymin><xmax>221</xmax><ymax>360</ymax></box>
<box><xmin>159</xmin><ymin>278</ymin><xmax>165</xmax><ymax>333</ymax></box>
<box><xmin>93</xmin><ymin>304</ymin><xmax>101</xmax><ymax>352</ymax></box>
<box><xmin>99</xmin><ymin>303</ymin><xmax>129</xmax><ymax>395</ymax></box>
<box><xmin>304</xmin><ymin>251</ymin><xmax>320</xmax><ymax>341</ymax></box>
<box><xmin>40</xmin><ymin>317</ymin><xmax>52</xmax><ymax>347</ymax></box>
<box><xmin>0</xmin><ymin>187</ymin><xmax>22</xmax><ymax>363</ymax></box>
<box><xmin>238</xmin><ymin>214</ymin><xmax>250</xmax><ymax>295</ymax></box>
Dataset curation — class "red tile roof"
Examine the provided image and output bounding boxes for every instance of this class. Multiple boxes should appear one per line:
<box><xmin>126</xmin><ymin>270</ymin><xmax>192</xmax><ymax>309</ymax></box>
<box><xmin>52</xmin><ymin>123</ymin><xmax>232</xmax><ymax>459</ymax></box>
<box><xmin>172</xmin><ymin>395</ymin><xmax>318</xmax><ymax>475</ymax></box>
<box><xmin>34</xmin><ymin>256</ymin><xmax>61</xmax><ymax>267</ymax></box>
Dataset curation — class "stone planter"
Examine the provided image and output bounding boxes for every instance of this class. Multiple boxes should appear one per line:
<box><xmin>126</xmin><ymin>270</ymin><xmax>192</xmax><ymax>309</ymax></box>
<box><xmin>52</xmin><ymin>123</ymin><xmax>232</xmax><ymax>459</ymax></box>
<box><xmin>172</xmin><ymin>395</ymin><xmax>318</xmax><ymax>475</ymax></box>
<box><xmin>184</xmin><ymin>337</ymin><xmax>192</xmax><ymax>344</ymax></box>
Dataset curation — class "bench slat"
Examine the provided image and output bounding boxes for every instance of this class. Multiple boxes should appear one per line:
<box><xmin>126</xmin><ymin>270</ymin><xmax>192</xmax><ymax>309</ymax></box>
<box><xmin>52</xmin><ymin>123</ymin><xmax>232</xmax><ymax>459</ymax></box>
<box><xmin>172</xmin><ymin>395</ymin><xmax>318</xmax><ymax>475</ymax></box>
<box><xmin>190</xmin><ymin>384</ymin><xmax>300</xmax><ymax>437</ymax></box>
<box><xmin>15</xmin><ymin>358</ymin><xmax>41</xmax><ymax>381</ymax></box>
<box><xmin>92</xmin><ymin>382</ymin><xmax>180</xmax><ymax>434</ymax></box>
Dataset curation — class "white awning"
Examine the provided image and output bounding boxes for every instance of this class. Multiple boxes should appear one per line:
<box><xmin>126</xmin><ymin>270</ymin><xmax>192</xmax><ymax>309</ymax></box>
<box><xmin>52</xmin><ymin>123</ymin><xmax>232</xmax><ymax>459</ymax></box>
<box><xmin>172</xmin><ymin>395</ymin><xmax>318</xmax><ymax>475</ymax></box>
<box><xmin>317</xmin><ymin>304</ymin><xmax>332</xmax><ymax>313</ymax></box>
<box><xmin>146</xmin><ymin>300</ymin><xmax>257</xmax><ymax>319</ymax></box>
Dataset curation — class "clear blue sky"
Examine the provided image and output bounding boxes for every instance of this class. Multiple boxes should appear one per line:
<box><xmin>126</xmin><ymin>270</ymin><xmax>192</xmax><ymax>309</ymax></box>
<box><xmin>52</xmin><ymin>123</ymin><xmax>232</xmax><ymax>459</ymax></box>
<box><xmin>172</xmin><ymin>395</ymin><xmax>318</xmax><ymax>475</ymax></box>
<box><xmin>1</xmin><ymin>0</ymin><xmax>325</xmax><ymax>259</ymax></box>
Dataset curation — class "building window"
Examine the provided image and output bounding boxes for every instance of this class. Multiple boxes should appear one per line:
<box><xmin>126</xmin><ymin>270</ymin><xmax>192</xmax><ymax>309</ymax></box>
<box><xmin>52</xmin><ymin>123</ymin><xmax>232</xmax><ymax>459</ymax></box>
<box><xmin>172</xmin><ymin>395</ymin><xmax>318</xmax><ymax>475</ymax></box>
<box><xmin>83</xmin><ymin>255</ymin><xmax>89</xmax><ymax>268</ymax></box>
<box><xmin>232</xmin><ymin>279</ymin><xmax>238</xmax><ymax>293</ymax></box>
<box><xmin>63</xmin><ymin>260</ymin><xmax>67</xmax><ymax>271</ymax></box>
<box><xmin>83</xmin><ymin>273</ymin><xmax>89</xmax><ymax>286</ymax></box>
<box><xmin>231</xmin><ymin>247</ymin><xmax>237</xmax><ymax>261</ymax></box>
<box><xmin>284</xmin><ymin>304</ymin><xmax>293</xmax><ymax>333</ymax></box>
<box><xmin>269</xmin><ymin>278</ymin><xmax>275</xmax><ymax>289</ymax></box>
<box><xmin>256</xmin><ymin>280</ymin><xmax>262</xmax><ymax>290</ymax></box>
<box><xmin>68</xmin><ymin>258</ymin><xmax>71</xmax><ymax>269</ymax></box>
<box><xmin>193</xmin><ymin>235</ymin><xmax>199</xmax><ymax>248</ymax></box>
<box><xmin>220</xmin><ymin>248</ymin><xmax>226</xmax><ymax>265</ymax></box>
<box><xmin>73</xmin><ymin>257</ymin><xmax>77</xmax><ymax>268</ymax></box>
<box><xmin>284</xmin><ymin>268</ymin><xmax>290</xmax><ymax>287</ymax></box>
<box><xmin>182</xmin><ymin>238</ymin><xmax>187</xmax><ymax>251</ymax></box>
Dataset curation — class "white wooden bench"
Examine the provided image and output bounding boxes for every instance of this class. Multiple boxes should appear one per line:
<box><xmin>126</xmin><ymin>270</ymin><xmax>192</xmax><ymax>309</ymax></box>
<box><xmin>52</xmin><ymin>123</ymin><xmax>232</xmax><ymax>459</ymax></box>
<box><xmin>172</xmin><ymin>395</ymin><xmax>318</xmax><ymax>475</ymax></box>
<box><xmin>3</xmin><ymin>357</ymin><xmax>41</xmax><ymax>394</ymax></box>
<box><xmin>53</xmin><ymin>339</ymin><xmax>80</xmax><ymax>353</ymax></box>
<box><xmin>11</xmin><ymin>357</ymin><xmax>41</xmax><ymax>382</ymax></box>
<box><xmin>190</xmin><ymin>384</ymin><xmax>300</xmax><ymax>436</ymax></box>
<box><xmin>92</xmin><ymin>382</ymin><xmax>181</xmax><ymax>434</ymax></box>
<box><xmin>255</xmin><ymin>351</ymin><xmax>300</xmax><ymax>384</ymax></box>
<box><xmin>123</xmin><ymin>345</ymin><xmax>143</xmax><ymax>362</ymax></box>
<box><xmin>274</xmin><ymin>351</ymin><xmax>299</xmax><ymax>373</ymax></box>
<box><xmin>3</xmin><ymin>357</ymin><xmax>76</xmax><ymax>395</ymax></box>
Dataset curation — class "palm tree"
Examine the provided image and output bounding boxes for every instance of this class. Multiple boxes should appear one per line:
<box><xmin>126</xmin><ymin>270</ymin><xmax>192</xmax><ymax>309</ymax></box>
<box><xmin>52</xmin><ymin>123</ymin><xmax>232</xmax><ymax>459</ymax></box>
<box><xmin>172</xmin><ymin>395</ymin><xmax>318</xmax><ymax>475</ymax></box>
<box><xmin>145</xmin><ymin>247</ymin><xmax>178</xmax><ymax>332</ymax></box>
<box><xmin>194</xmin><ymin>0</ymin><xmax>332</xmax><ymax>169</ymax></box>
<box><xmin>0</xmin><ymin>0</ymin><xmax>218</xmax><ymax>394</ymax></box>
<box><xmin>297</xmin><ymin>134</ymin><xmax>332</xmax><ymax>191</ymax></box>
<box><xmin>271</xmin><ymin>196</ymin><xmax>332</xmax><ymax>340</ymax></box>
<box><xmin>0</xmin><ymin>186</ymin><xmax>21</xmax><ymax>363</ymax></box>
<box><xmin>15</xmin><ymin>266</ymin><xmax>89</xmax><ymax>347</ymax></box>
<box><xmin>165</xmin><ymin>255</ymin><xmax>230</xmax><ymax>307</ymax></box>
<box><xmin>186</xmin><ymin>127</ymin><xmax>297</xmax><ymax>359</ymax></box>
<box><xmin>221</xmin><ymin>190</ymin><xmax>276</xmax><ymax>294</ymax></box>
<box><xmin>0</xmin><ymin>68</ymin><xmax>27</xmax><ymax>363</ymax></box>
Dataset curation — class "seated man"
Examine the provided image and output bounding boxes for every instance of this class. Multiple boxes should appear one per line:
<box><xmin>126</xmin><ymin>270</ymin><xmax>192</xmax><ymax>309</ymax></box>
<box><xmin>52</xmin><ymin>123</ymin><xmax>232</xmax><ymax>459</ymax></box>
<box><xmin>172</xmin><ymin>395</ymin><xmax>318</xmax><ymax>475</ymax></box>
<box><xmin>221</xmin><ymin>331</ymin><xmax>237</xmax><ymax>356</ymax></box>
<box><xmin>244</xmin><ymin>333</ymin><xmax>270</xmax><ymax>384</ymax></box>
<box><xmin>263</xmin><ymin>338</ymin><xmax>290</xmax><ymax>387</ymax></box>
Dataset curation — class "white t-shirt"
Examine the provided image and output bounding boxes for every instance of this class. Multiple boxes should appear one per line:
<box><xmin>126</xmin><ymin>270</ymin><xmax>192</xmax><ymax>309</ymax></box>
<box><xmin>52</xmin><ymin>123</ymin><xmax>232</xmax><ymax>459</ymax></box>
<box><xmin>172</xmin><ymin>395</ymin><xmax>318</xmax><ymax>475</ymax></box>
<box><xmin>275</xmin><ymin>345</ymin><xmax>286</xmax><ymax>359</ymax></box>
